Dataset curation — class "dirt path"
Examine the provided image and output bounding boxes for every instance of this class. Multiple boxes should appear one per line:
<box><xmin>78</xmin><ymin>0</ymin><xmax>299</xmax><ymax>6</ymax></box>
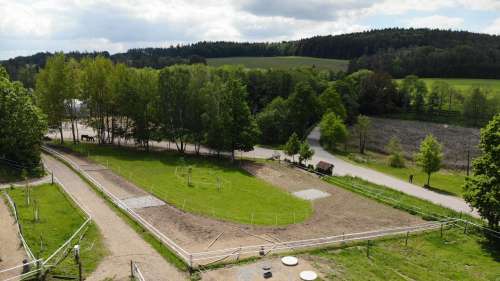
<box><xmin>42</xmin><ymin>154</ymin><xmax>186</xmax><ymax>281</ymax></box>
<box><xmin>0</xmin><ymin>196</ymin><xmax>27</xmax><ymax>280</ymax></box>
<box><xmin>44</xmin><ymin>146</ymin><xmax>423</xmax><ymax>265</ymax></box>
<box><xmin>0</xmin><ymin>176</ymin><xmax>51</xmax><ymax>189</ymax></box>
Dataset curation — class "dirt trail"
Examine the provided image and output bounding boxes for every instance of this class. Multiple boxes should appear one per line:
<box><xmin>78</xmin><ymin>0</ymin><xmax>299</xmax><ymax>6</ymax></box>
<box><xmin>42</xmin><ymin>154</ymin><xmax>186</xmax><ymax>281</ymax></box>
<box><xmin>0</xmin><ymin>196</ymin><xmax>27</xmax><ymax>280</ymax></box>
<box><xmin>46</xmin><ymin>146</ymin><xmax>423</xmax><ymax>261</ymax></box>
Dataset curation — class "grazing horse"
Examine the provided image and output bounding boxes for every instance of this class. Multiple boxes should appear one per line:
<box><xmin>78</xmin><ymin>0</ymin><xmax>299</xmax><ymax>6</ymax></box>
<box><xmin>81</xmin><ymin>134</ymin><xmax>95</xmax><ymax>142</ymax></box>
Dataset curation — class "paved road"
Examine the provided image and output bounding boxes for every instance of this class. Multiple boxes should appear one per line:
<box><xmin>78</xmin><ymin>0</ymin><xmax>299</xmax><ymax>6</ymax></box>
<box><xmin>305</xmin><ymin>127</ymin><xmax>477</xmax><ymax>217</ymax></box>
<box><xmin>42</xmin><ymin>154</ymin><xmax>186</xmax><ymax>281</ymax></box>
<box><xmin>48</xmin><ymin>124</ymin><xmax>478</xmax><ymax>217</ymax></box>
<box><xmin>246</xmin><ymin>128</ymin><xmax>477</xmax><ymax>217</ymax></box>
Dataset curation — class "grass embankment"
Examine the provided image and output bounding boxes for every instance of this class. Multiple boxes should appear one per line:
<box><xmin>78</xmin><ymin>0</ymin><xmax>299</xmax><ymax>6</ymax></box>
<box><xmin>64</xmin><ymin>143</ymin><xmax>312</xmax><ymax>226</ymax></box>
<box><xmin>334</xmin><ymin>150</ymin><xmax>466</xmax><ymax>197</ymax></box>
<box><xmin>207</xmin><ymin>56</ymin><xmax>348</xmax><ymax>71</ymax></box>
<box><xmin>6</xmin><ymin>183</ymin><xmax>106</xmax><ymax>277</ymax></box>
<box><xmin>325</xmin><ymin>176</ymin><xmax>473</xmax><ymax>221</ymax></box>
<box><xmin>313</xmin><ymin>227</ymin><xmax>499</xmax><ymax>281</ymax></box>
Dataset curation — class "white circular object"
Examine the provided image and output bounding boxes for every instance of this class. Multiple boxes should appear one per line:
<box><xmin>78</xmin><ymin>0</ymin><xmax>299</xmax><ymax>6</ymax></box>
<box><xmin>281</xmin><ymin>256</ymin><xmax>298</xmax><ymax>266</ymax></box>
<box><xmin>299</xmin><ymin>270</ymin><xmax>318</xmax><ymax>281</ymax></box>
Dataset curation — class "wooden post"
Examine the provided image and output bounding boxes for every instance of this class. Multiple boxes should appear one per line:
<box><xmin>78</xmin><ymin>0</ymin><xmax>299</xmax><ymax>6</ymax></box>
<box><xmin>366</xmin><ymin>240</ymin><xmax>371</xmax><ymax>258</ymax></box>
<box><xmin>440</xmin><ymin>224</ymin><xmax>443</xmax><ymax>238</ymax></box>
<box><xmin>405</xmin><ymin>231</ymin><xmax>409</xmax><ymax>247</ymax></box>
<box><xmin>78</xmin><ymin>260</ymin><xmax>83</xmax><ymax>281</ymax></box>
<box><xmin>464</xmin><ymin>223</ymin><xmax>468</xmax><ymax>234</ymax></box>
<box><xmin>51</xmin><ymin>171</ymin><xmax>54</xmax><ymax>184</ymax></box>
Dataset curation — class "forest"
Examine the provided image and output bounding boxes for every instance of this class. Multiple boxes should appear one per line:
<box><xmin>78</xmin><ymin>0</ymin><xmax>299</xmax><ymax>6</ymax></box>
<box><xmin>3</xmin><ymin>28</ymin><xmax>500</xmax><ymax>87</ymax></box>
<box><xmin>31</xmin><ymin>53</ymin><xmax>500</xmax><ymax>152</ymax></box>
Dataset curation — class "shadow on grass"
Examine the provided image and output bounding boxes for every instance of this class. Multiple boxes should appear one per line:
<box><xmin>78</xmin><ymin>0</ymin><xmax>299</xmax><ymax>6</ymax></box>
<box><xmin>479</xmin><ymin>231</ymin><xmax>500</xmax><ymax>262</ymax></box>
<box><xmin>423</xmin><ymin>184</ymin><xmax>458</xmax><ymax>197</ymax></box>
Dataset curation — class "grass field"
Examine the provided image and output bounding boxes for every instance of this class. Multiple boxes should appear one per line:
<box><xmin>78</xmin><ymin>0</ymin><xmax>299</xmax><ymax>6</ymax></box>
<box><xmin>420</xmin><ymin>78</ymin><xmax>500</xmax><ymax>93</ymax></box>
<box><xmin>207</xmin><ymin>56</ymin><xmax>348</xmax><ymax>71</ymax></box>
<box><xmin>7</xmin><ymin>183</ymin><xmax>106</xmax><ymax>277</ymax></box>
<box><xmin>335</xmin><ymin>150</ymin><xmax>466</xmax><ymax>197</ymax></box>
<box><xmin>64</xmin><ymin>143</ymin><xmax>312</xmax><ymax>225</ymax></box>
<box><xmin>313</xmin><ymin>228</ymin><xmax>499</xmax><ymax>281</ymax></box>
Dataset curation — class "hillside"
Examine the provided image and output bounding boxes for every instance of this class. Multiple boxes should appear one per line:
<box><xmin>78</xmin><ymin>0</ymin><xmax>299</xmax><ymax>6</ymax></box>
<box><xmin>3</xmin><ymin>28</ymin><xmax>500</xmax><ymax>84</ymax></box>
<box><xmin>207</xmin><ymin>56</ymin><xmax>348</xmax><ymax>71</ymax></box>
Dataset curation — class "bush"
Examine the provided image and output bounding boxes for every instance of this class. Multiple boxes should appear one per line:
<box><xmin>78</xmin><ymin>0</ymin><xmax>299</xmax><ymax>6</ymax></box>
<box><xmin>386</xmin><ymin>136</ymin><xmax>405</xmax><ymax>168</ymax></box>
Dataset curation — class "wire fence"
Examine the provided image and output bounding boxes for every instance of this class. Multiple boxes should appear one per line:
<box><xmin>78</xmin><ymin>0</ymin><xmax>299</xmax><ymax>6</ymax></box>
<box><xmin>42</xmin><ymin>145</ymin><xmax>500</xmax><ymax>270</ymax></box>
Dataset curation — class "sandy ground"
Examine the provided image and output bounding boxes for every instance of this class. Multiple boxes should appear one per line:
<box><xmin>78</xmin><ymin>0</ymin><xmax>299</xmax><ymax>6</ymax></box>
<box><xmin>42</xmin><ymin>154</ymin><xmax>187</xmax><ymax>281</ymax></box>
<box><xmin>46</xmin><ymin>146</ymin><xmax>423</xmax><ymax>269</ymax></box>
<box><xmin>48</xmin><ymin>123</ymin><xmax>477</xmax><ymax>217</ymax></box>
<box><xmin>201</xmin><ymin>255</ymin><xmax>325</xmax><ymax>281</ymax></box>
<box><xmin>0</xmin><ymin>196</ymin><xmax>27</xmax><ymax>280</ymax></box>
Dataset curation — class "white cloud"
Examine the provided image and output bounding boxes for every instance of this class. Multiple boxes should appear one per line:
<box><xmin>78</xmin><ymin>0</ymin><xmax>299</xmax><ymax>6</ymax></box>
<box><xmin>0</xmin><ymin>0</ymin><xmax>498</xmax><ymax>60</ymax></box>
<box><xmin>484</xmin><ymin>18</ymin><xmax>500</xmax><ymax>34</ymax></box>
<box><xmin>405</xmin><ymin>15</ymin><xmax>465</xmax><ymax>29</ymax></box>
<box><xmin>368</xmin><ymin>0</ymin><xmax>456</xmax><ymax>15</ymax></box>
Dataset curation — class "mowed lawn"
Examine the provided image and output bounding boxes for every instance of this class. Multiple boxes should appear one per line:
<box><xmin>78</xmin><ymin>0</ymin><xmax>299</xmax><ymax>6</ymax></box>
<box><xmin>7</xmin><ymin>183</ymin><xmax>106</xmax><ymax>277</ymax></box>
<box><xmin>66</xmin><ymin>143</ymin><xmax>312</xmax><ymax>225</ymax></box>
<box><xmin>337</xmin><ymin>150</ymin><xmax>466</xmax><ymax>197</ymax></box>
<box><xmin>207</xmin><ymin>56</ymin><xmax>348</xmax><ymax>72</ymax></box>
<box><xmin>314</xmin><ymin>228</ymin><xmax>500</xmax><ymax>281</ymax></box>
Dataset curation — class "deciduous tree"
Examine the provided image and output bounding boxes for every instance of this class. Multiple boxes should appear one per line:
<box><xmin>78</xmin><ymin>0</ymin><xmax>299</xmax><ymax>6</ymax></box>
<box><xmin>319</xmin><ymin>113</ymin><xmax>347</xmax><ymax>150</ymax></box>
<box><xmin>415</xmin><ymin>134</ymin><xmax>442</xmax><ymax>187</ymax></box>
<box><xmin>463</xmin><ymin>114</ymin><xmax>500</xmax><ymax>228</ymax></box>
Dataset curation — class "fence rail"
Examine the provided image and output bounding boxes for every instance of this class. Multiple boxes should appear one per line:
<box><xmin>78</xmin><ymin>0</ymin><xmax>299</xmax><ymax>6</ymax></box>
<box><xmin>42</xmin><ymin>145</ymin><xmax>499</xmax><ymax>269</ymax></box>
<box><xmin>0</xmin><ymin>259</ymin><xmax>42</xmax><ymax>281</ymax></box>
<box><xmin>2</xmin><ymin>192</ymin><xmax>36</xmax><ymax>261</ymax></box>
<box><xmin>131</xmin><ymin>261</ymin><xmax>146</xmax><ymax>281</ymax></box>
<box><xmin>1</xmin><ymin>168</ymin><xmax>93</xmax><ymax>281</ymax></box>
<box><xmin>190</xmin><ymin>220</ymin><xmax>455</xmax><ymax>263</ymax></box>
<box><xmin>42</xmin><ymin>146</ymin><xmax>192</xmax><ymax>265</ymax></box>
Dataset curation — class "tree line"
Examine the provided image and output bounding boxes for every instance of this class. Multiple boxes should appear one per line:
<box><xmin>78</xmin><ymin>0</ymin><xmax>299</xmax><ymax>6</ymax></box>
<box><xmin>4</xmin><ymin>28</ymin><xmax>500</xmax><ymax>87</ymax></box>
<box><xmin>0</xmin><ymin>67</ymin><xmax>47</xmax><ymax>175</ymax></box>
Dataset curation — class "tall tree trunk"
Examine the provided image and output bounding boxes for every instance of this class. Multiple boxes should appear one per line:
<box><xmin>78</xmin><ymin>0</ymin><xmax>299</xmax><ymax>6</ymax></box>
<box><xmin>71</xmin><ymin>119</ymin><xmax>76</xmax><ymax>144</ymax></box>
<box><xmin>75</xmin><ymin>119</ymin><xmax>79</xmax><ymax>141</ymax></box>
<box><xmin>59</xmin><ymin>123</ymin><xmax>64</xmax><ymax>144</ymax></box>
<box><xmin>427</xmin><ymin>173</ymin><xmax>431</xmax><ymax>186</ymax></box>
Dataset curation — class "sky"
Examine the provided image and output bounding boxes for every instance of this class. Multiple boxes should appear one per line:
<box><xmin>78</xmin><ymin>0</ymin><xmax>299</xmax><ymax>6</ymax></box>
<box><xmin>1</xmin><ymin>0</ymin><xmax>500</xmax><ymax>60</ymax></box>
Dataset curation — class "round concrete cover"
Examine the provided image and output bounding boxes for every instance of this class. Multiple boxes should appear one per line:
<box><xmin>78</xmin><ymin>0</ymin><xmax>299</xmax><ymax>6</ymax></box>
<box><xmin>300</xmin><ymin>270</ymin><xmax>318</xmax><ymax>280</ymax></box>
<box><xmin>281</xmin><ymin>256</ymin><xmax>298</xmax><ymax>266</ymax></box>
